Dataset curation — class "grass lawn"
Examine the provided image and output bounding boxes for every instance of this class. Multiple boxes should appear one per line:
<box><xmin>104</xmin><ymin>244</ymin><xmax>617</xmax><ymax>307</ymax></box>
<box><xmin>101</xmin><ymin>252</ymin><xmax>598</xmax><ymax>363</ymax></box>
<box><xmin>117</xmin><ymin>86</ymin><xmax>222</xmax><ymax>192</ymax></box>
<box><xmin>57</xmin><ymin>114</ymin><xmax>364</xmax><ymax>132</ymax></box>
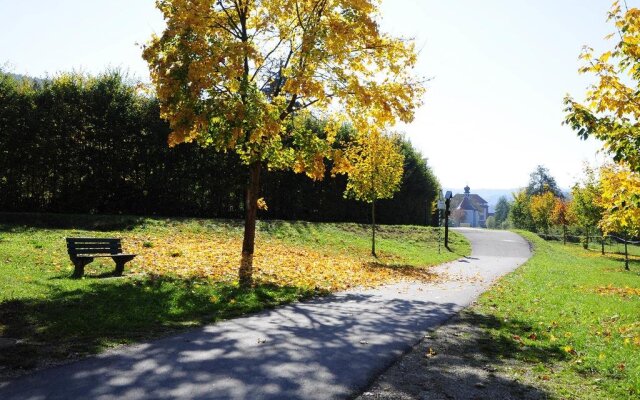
<box><xmin>0</xmin><ymin>212</ymin><xmax>469</xmax><ymax>375</ymax></box>
<box><xmin>583</xmin><ymin>237</ymin><xmax>640</xmax><ymax>258</ymax></box>
<box><xmin>473</xmin><ymin>231</ymin><xmax>640</xmax><ymax>399</ymax></box>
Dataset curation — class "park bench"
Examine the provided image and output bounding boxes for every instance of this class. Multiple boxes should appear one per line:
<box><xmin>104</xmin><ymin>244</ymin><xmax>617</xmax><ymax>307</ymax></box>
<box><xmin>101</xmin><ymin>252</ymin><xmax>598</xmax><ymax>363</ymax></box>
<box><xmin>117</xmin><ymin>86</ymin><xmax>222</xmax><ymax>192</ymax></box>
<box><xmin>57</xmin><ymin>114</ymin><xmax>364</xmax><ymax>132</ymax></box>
<box><xmin>66</xmin><ymin>238</ymin><xmax>136</xmax><ymax>278</ymax></box>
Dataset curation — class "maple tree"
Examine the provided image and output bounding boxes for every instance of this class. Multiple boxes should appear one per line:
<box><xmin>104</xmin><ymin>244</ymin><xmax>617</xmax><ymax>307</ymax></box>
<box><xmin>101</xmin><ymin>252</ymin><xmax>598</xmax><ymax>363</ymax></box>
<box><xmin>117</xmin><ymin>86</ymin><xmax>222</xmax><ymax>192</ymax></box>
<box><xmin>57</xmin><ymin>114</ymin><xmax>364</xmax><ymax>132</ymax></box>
<box><xmin>344</xmin><ymin>130</ymin><xmax>404</xmax><ymax>256</ymax></box>
<box><xmin>598</xmin><ymin>164</ymin><xmax>640</xmax><ymax>270</ymax></box>
<box><xmin>598</xmin><ymin>164</ymin><xmax>640</xmax><ymax>237</ymax></box>
<box><xmin>551</xmin><ymin>198</ymin><xmax>575</xmax><ymax>245</ymax></box>
<box><xmin>510</xmin><ymin>190</ymin><xmax>534</xmax><ymax>231</ymax></box>
<box><xmin>571</xmin><ymin>164</ymin><xmax>604</xmax><ymax>249</ymax></box>
<box><xmin>529</xmin><ymin>191</ymin><xmax>557</xmax><ymax>234</ymax></box>
<box><xmin>143</xmin><ymin>0</ymin><xmax>424</xmax><ymax>285</ymax></box>
<box><xmin>564</xmin><ymin>1</ymin><xmax>640</xmax><ymax>173</ymax></box>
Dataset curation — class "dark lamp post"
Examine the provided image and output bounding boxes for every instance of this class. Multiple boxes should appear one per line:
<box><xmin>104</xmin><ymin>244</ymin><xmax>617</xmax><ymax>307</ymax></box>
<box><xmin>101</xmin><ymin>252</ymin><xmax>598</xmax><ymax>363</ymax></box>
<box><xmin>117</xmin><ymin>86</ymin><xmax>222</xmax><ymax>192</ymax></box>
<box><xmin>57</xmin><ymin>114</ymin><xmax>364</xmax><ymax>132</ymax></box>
<box><xmin>444</xmin><ymin>191</ymin><xmax>452</xmax><ymax>249</ymax></box>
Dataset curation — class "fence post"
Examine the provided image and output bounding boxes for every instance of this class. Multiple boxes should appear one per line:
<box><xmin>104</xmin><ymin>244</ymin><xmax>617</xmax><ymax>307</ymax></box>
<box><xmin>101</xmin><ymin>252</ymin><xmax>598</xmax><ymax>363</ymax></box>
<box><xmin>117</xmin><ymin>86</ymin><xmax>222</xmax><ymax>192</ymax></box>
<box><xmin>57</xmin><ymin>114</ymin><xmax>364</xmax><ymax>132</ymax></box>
<box><xmin>625</xmin><ymin>233</ymin><xmax>630</xmax><ymax>271</ymax></box>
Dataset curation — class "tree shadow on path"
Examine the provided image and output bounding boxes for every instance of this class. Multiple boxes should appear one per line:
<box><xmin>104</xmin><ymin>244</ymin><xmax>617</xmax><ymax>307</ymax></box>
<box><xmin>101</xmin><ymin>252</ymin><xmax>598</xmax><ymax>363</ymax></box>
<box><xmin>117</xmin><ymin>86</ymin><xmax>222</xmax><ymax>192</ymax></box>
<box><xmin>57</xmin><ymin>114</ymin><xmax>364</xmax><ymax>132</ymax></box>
<box><xmin>2</xmin><ymin>290</ymin><xmax>465</xmax><ymax>399</ymax></box>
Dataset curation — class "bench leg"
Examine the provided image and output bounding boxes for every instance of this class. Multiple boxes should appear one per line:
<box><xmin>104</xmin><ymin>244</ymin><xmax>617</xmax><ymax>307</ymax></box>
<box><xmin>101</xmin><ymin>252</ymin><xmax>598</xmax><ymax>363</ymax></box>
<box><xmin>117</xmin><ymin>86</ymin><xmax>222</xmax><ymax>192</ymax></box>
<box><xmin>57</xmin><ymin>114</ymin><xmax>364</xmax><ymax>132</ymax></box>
<box><xmin>114</xmin><ymin>260</ymin><xmax>126</xmax><ymax>276</ymax></box>
<box><xmin>71</xmin><ymin>258</ymin><xmax>92</xmax><ymax>278</ymax></box>
<box><xmin>112</xmin><ymin>255</ymin><xmax>135</xmax><ymax>277</ymax></box>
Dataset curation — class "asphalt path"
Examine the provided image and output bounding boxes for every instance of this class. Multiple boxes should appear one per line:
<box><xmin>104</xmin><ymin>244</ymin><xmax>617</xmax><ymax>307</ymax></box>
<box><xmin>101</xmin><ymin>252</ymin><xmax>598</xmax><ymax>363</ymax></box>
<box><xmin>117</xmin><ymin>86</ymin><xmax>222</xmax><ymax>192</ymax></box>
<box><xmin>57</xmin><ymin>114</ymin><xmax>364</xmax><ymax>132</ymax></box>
<box><xmin>0</xmin><ymin>228</ymin><xmax>531</xmax><ymax>400</ymax></box>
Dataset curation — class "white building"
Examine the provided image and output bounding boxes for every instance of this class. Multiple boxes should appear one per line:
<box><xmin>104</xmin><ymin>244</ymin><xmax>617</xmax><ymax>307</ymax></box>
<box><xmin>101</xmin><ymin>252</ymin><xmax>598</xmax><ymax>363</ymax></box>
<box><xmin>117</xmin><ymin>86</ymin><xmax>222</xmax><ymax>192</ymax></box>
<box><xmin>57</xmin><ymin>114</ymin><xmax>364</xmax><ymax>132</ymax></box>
<box><xmin>449</xmin><ymin>186</ymin><xmax>489</xmax><ymax>228</ymax></box>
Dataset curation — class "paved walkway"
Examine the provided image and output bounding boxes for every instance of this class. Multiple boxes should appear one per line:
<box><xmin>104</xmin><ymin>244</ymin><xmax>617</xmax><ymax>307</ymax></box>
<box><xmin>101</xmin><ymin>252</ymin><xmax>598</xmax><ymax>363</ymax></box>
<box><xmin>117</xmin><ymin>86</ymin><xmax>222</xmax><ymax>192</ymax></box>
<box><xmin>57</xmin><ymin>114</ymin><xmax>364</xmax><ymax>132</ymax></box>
<box><xmin>0</xmin><ymin>229</ymin><xmax>531</xmax><ymax>400</ymax></box>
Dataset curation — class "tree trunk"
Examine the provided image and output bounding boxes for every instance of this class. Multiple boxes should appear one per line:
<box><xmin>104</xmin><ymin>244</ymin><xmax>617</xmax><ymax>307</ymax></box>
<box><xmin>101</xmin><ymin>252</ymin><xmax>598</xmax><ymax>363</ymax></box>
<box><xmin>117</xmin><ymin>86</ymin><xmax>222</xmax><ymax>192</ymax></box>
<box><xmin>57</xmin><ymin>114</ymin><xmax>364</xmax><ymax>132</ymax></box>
<box><xmin>600</xmin><ymin>229</ymin><xmax>605</xmax><ymax>255</ymax></box>
<box><xmin>583</xmin><ymin>227</ymin><xmax>589</xmax><ymax>250</ymax></box>
<box><xmin>240</xmin><ymin>162</ymin><xmax>261</xmax><ymax>287</ymax></box>
<box><xmin>624</xmin><ymin>233</ymin><xmax>630</xmax><ymax>271</ymax></box>
<box><xmin>563</xmin><ymin>225</ymin><xmax>567</xmax><ymax>245</ymax></box>
<box><xmin>371</xmin><ymin>199</ymin><xmax>376</xmax><ymax>257</ymax></box>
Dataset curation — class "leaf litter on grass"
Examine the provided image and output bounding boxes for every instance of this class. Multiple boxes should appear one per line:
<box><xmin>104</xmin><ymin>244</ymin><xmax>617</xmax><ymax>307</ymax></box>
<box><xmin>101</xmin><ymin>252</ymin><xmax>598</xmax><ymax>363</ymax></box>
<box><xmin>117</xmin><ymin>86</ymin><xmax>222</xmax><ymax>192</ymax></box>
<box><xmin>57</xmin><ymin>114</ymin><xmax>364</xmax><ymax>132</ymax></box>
<box><xmin>125</xmin><ymin>233</ymin><xmax>440</xmax><ymax>291</ymax></box>
<box><xmin>593</xmin><ymin>285</ymin><xmax>640</xmax><ymax>299</ymax></box>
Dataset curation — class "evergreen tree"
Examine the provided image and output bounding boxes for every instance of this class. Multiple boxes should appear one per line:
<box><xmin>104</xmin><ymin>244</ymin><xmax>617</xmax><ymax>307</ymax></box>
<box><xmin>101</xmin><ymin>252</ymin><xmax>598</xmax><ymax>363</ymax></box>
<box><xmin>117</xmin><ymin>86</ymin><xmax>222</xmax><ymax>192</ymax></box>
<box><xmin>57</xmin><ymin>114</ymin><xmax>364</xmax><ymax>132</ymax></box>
<box><xmin>526</xmin><ymin>165</ymin><xmax>563</xmax><ymax>197</ymax></box>
<box><xmin>494</xmin><ymin>196</ymin><xmax>511</xmax><ymax>226</ymax></box>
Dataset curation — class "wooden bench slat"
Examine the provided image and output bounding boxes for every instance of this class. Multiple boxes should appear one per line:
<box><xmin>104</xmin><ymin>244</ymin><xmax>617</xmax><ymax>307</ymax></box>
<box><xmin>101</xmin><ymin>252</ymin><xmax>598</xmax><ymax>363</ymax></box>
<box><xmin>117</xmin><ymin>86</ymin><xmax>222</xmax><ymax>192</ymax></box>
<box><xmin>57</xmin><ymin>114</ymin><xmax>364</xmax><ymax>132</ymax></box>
<box><xmin>69</xmin><ymin>243</ymin><xmax>120</xmax><ymax>246</ymax></box>
<box><xmin>68</xmin><ymin>244</ymin><xmax>120</xmax><ymax>247</ymax></box>
<box><xmin>69</xmin><ymin>249</ymin><xmax>122</xmax><ymax>254</ymax></box>
<box><xmin>69</xmin><ymin>247</ymin><xmax>120</xmax><ymax>253</ymax></box>
<box><xmin>66</xmin><ymin>243</ymin><xmax>120</xmax><ymax>245</ymax></box>
<box><xmin>72</xmin><ymin>250</ymin><xmax>123</xmax><ymax>253</ymax></box>
<box><xmin>75</xmin><ymin>254</ymin><xmax>136</xmax><ymax>258</ymax></box>
<box><xmin>68</xmin><ymin>245</ymin><xmax>122</xmax><ymax>250</ymax></box>
<box><xmin>66</xmin><ymin>237</ymin><xmax>136</xmax><ymax>278</ymax></box>
<box><xmin>69</xmin><ymin>246</ymin><xmax>120</xmax><ymax>251</ymax></box>
<box><xmin>66</xmin><ymin>238</ymin><xmax>120</xmax><ymax>243</ymax></box>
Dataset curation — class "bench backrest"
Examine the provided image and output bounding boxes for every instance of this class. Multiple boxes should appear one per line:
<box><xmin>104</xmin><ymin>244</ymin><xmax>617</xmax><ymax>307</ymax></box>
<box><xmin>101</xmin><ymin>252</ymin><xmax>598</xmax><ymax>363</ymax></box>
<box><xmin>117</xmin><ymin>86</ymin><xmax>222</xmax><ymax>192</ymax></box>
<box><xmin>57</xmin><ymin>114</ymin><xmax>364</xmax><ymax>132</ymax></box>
<box><xmin>66</xmin><ymin>238</ymin><xmax>122</xmax><ymax>256</ymax></box>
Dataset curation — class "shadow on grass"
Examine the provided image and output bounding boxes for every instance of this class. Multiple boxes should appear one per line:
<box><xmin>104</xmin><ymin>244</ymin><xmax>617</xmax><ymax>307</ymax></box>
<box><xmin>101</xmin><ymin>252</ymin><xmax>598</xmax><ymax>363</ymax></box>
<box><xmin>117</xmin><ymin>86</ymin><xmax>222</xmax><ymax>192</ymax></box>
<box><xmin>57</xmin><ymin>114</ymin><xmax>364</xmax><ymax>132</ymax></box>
<box><xmin>364</xmin><ymin>262</ymin><xmax>439</xmax><ymax>281</ymax></box>
<box><xmin>469</xmin><ymin>311</ymin><xmax>568</xmax><ymax>364</ymax></box>
<box><xmin>602</xmin><ymin>254</ymin><xmax>640</xmax><ymax>272</ymax></box>
<box><xmin>0</xmin><ymin>277</ymin><xmax>316</xmax><ymax>372</ymax></box>
<box><xmin>0</xmin><ymin>212</ymin><xmax>146</xmax><ymax>232</ymax></box>
<box><xmin>260</xmin><ymin>219</ymin><xmax>373</xmax><ymax>239</ymax></box>
<box><xmin>260</xmin><ymin>219</ymin><xmax>440</xmax><ymax>241</ymax></box>
<box><xmin>48</xmin><ymin>272</ymin><xmax>124</xmax><ymax>280</ymax></box>
<box><xmin>445</xmin><ymin>246</ymin><xmax>468</xmax><ymax>257</ymax></box>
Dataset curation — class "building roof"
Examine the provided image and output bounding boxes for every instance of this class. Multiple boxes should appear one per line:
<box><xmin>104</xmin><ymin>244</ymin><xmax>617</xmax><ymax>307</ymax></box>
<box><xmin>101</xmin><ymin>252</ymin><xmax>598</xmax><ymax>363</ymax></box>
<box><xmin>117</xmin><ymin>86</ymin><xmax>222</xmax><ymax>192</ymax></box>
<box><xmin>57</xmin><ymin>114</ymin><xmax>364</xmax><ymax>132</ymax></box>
<box><xmin>449</xmin><ymin>186</ymin><xmax>488</xmax><ymax>213</ymax></box>
<box><xmin>457</xmin><ymin>196</ymin><xmax>476</xmax><ymax>211</ymax></box>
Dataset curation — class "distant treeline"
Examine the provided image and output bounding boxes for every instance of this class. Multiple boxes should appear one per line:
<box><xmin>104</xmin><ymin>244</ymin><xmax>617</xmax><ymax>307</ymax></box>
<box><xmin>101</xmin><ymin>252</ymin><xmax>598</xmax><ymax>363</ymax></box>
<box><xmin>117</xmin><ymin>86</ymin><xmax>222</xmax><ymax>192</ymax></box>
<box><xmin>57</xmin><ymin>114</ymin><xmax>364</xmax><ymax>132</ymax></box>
<box><xmin>0</xmin><ymin>71</ymin><xmax>440</xmax><ymax>225</ymax></box>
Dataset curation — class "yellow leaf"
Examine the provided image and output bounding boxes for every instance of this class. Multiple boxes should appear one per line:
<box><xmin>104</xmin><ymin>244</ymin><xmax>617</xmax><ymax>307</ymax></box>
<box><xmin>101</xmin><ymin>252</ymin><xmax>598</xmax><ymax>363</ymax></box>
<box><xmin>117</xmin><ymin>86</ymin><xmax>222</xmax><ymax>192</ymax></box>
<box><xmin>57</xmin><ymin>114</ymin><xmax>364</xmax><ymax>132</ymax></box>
<box><xmin>257</xmin><ymin>198</ymin><xmax>268</xmax><ymax>211</ymax></box>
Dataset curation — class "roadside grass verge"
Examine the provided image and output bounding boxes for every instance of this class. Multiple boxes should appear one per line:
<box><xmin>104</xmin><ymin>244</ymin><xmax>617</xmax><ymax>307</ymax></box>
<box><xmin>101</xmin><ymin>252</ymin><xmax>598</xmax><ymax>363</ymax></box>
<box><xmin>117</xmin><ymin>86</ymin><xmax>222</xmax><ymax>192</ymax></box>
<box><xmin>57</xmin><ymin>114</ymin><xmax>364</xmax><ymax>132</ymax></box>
<box><xmin>0</xmin><ymin>213</ymin><xmax>469</xmax><ymax>375</ymax></box>
<box><xmin>474</xmin><ymin>231</ymin><xmax>639</xmax><ymax>399</ymax></box>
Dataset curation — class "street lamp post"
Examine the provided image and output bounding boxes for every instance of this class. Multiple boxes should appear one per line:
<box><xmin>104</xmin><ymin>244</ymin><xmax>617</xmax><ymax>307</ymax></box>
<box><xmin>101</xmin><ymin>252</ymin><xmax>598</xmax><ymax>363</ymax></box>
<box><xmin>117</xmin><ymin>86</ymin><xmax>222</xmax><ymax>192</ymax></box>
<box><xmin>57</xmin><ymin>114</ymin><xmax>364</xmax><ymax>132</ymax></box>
<box><xmin>436</xmin><ymin>195</ymin><xmax>445</xmax><ymax>254</ymax></box>
<box><xmin>444</xmin><ymin>191</ymin><xmax>452</xmax><ymax>249</ymax></box>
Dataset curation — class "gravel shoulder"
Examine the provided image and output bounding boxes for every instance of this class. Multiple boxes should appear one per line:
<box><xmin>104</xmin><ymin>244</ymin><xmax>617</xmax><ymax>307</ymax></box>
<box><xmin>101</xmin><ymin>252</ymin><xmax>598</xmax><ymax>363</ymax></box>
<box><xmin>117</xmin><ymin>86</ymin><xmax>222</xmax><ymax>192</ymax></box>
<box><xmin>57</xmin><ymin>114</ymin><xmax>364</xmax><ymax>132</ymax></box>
<box><xmin>355</xmin><ymin>307</ymin><xmax>550</xmax><ymax>400</ymax></box>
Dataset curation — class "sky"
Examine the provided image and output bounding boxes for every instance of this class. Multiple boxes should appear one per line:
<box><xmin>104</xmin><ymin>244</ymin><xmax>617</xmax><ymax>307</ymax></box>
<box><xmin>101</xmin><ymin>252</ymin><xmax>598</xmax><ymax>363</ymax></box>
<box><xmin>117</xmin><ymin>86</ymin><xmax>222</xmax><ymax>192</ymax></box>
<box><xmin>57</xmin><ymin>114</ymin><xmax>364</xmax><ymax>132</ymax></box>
<box><xmin>0</xmin><ymin>0</ymin><xmax>622</xmax><ymax>189</ymax></box>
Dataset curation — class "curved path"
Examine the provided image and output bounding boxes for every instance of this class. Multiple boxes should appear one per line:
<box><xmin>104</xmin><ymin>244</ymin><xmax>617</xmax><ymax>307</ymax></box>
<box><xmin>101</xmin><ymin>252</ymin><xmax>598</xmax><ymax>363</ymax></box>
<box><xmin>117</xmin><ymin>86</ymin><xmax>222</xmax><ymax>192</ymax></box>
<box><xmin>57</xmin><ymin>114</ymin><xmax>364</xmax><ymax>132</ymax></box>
<box><xmin>0</xmin><ymin>229</ymin><xmax>530</xmax><ymax>400</ymax></box>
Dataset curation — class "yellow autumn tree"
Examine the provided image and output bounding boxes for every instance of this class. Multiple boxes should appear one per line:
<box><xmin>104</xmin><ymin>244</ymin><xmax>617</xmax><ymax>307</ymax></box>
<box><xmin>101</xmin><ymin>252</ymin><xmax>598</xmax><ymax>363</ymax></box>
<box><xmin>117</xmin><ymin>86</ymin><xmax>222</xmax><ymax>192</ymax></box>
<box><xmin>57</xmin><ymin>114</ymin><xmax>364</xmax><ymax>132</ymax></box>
<box><xmin>599</xmin><ymin>164</ymin><xmax>640</xmax><ymax>270</ymax></box>
<box><xmin>551</xmin><ymin>198</ymin><xmax>575</xmax><ymax>245</ymax></box>
<box><xmin>571</xmin><ymin>164</ymin><xmax>604</xmax><ymax>249</ymax></box>
<box><xmin>598</xmin><ymin>164</ymin><xmax>640</xmax><ymax>237</ymax></box>
<box><xmin>143</xmin><ymin>0</ymin><xmax>424</xmax><ymax>286</ymax></box>
<box><xmin>529</xmin><ymin>191</ymin><xmax>557</xmax><ymax>234</ymax></box>
<box><xmin>564</xmin><ymin>1</ymin><xmax>640</xmax><ymax>173</ymax></box>
<box><xmin>344</xmin><ymin>130</ymin><xmax>404</xmax><ymax>257</ymax></box>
